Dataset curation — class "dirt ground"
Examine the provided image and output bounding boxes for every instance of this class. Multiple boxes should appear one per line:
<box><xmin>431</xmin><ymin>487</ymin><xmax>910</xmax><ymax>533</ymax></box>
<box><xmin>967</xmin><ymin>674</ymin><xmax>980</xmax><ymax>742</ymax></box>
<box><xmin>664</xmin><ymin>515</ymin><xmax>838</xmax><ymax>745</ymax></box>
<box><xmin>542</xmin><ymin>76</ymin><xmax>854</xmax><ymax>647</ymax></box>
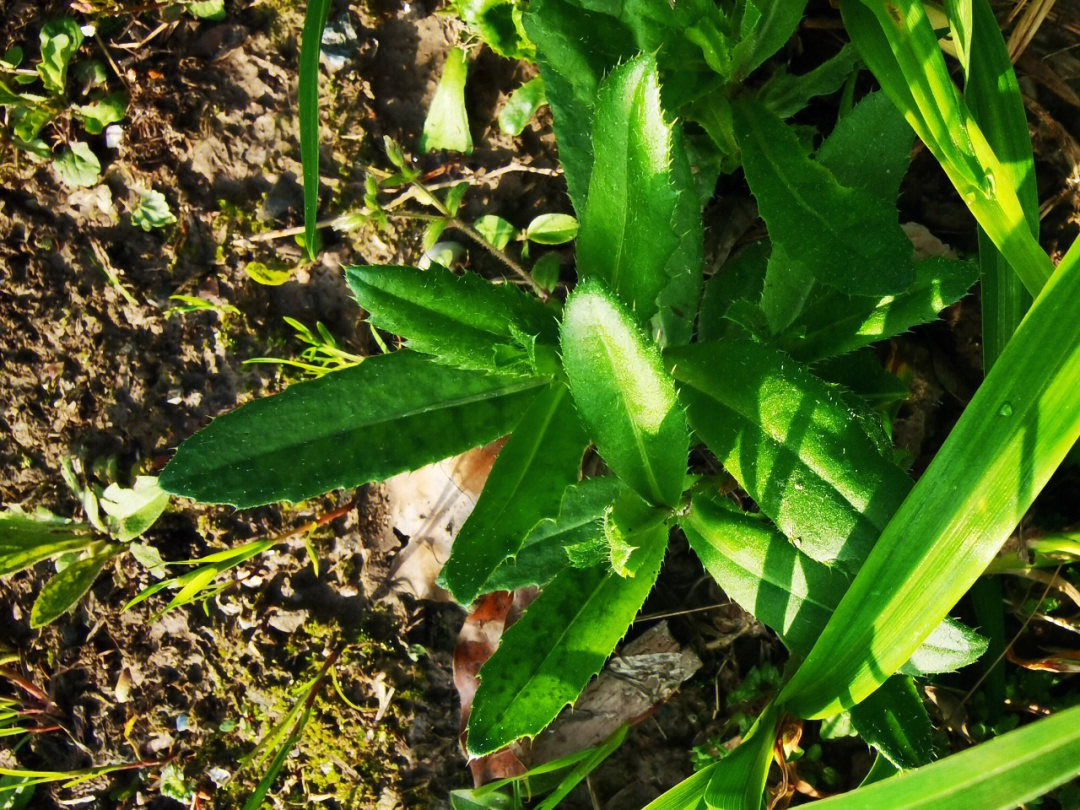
<box><xmin>1</xmin><ymin>1</ymin><xmax>1080</xmax><ymax>809</ymax></box>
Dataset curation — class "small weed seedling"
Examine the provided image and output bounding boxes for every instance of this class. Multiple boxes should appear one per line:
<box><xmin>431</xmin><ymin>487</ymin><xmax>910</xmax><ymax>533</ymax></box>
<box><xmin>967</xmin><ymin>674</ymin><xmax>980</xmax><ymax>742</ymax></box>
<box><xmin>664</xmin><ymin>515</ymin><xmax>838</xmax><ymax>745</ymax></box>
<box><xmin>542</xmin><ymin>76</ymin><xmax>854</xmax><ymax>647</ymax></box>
<box><xmin>0</xmin><ymin>17</ymin><xmax>125</xmax><ymax>186</ymax></box>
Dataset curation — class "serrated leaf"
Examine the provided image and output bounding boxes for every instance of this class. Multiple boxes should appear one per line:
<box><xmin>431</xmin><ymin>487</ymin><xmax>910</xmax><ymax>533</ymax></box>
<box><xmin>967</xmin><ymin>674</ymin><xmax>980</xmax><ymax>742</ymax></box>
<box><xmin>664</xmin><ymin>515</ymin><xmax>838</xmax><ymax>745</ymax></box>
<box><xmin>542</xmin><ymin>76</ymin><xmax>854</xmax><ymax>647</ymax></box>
<box><xmin>807</xmin><ymin>702</ymin><xmax>1080</xmax><ymax>810</ymax></box>
<box><xmin>480</xmin><ymin>476</ymin><xmax>626</xmax><ymax>593</ymax></box>
<box><xmin>698</xmin><ymin>241</ymin><xmax>769</xmax><ymax>343</ymax></box>
<box><xmin>733</xmin><ymin>97</ymin><xmax>914</xmax><ymax>296</ymax></box>
<box><xmin>757</xmin><ymin>43</ymin><xmax>861</xmax><ymax>119</ymax></box>
<box><xmin>420</xmin><ymin>46</ymin><xmax>473</xmax><ymax>154</ymax></box>
<box><xmin>681</xmin><ymin>494</ymin><xmax>986</xmax><ymax>679</ymax></box>
<box><xmin>525</xmin><ymin>213</ymin><xmax>577</xmax><ymax>245</ymax></box>
<box><xmin>849</xmin><ymin>676</ymin><xmax>934</xmax><ymax>770</ymax></box>
<box><xmin>37</xmin><ymin>18</ymin><xmax>83</xmax><ymax>95</ymax></box>
<box><xmin>815</xmin><ymin>91</ymin><xmax>913</xmax><ymax>205</ymax></box>
<box><xmin>498</xmin><ymin>76</ymin><xmax>546</xmax><ymax>137</ymax></box>
<box><xmin>812</xmin><ymin>351</ymin><xmax>909</xmax><ymax>407</ymax></box>
<box><xmin>160</xmin><ymin>351</ymin><xmax>548</xmax><ymax>507</ymax></box>
<box><xmin>30</xmin><ymin>545</ymin><xmax>119</xmax><ymax>628</ymax></box>
<box><xmin>576</xmin><ymin>54</ymin><xmax>690</xmax><ymax>328</ymax></box>
<box><xmin>561</xmin><ymin>281</ymin><xmax>689</xmax><ymax>508</ymax></box>
<box><xmin>438</xmin><ymin>382</ymin><xmax>587</xmax><ymax>604</ymax></box>
<box><xmin>346</xmin><ymin>264</ymin><xmax>558</xmax><ymax>374</ymax></box>
<box><xmin>0</xmin><ymin>509</ymin><xmax>98</xmax><ymax>576</ymax></box>
<box><xmin>523</xmin><ymin>0</ymin><xmax>636</xmax><ymax>212</ymax></box>
<box><xmin>775</xmin><ymin>255</ymin><xmax>979</xmax><ymax>362</ymax></box>
<box><xmin>668</xmin><ymin>339</ymin><xmax>911</xmax><ymax>568</ymax></box>
<box><xmin>466</xmin><ymin>522</ymin><xmax>666</xmax><ymax>756</ymax></box>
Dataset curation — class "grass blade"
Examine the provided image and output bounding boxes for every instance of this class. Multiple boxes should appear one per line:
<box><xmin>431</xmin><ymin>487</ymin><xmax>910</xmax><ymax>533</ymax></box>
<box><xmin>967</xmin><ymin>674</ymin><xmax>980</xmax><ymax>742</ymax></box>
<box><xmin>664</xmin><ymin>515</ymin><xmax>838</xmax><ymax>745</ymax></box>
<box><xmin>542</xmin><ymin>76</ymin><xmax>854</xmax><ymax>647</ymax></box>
<box><xmin>781</xmin><ymin>235</ymin><xmax>1080</xmax><ymax>719</ymax></box>
<box><xmin>299</xmin><ymin>0</ymin><xmax>331</xmax><ymax>261</ymax></box>
<box><xmin>810</xmin><ymin>702</ymin><xmax>1080</xmax><ymax>809</ymax></box>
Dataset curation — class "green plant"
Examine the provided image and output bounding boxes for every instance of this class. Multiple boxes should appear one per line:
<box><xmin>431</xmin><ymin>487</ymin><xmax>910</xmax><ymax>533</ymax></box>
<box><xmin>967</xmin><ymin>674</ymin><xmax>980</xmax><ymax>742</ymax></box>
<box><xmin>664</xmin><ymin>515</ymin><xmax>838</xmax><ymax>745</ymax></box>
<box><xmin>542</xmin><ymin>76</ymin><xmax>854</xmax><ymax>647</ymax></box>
<box><xmin>0</xmin><ymin>460</ymin><xmax>169</xmax><ymax>627</ymax></box>
<box><xmin>159</xmin><ymin>0</ymin><xmax>1080</xmax><ymax>808</ymax></box>
<box><xmin>0</xmin><ymin>17</ymin><xmax>126</xmax><ymax>186</ymax></box>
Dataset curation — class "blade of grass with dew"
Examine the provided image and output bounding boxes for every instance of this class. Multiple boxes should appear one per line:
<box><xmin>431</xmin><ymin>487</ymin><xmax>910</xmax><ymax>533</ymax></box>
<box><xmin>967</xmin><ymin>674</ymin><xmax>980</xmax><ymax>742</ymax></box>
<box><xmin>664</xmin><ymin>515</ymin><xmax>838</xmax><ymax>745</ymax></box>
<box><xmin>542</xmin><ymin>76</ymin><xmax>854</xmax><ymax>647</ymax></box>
<box><xmin>299</xmin><ymin>0</ymin><xmax>331</xmax><ymax>261</ymax></box>
<box><xmin>780</xmin><ymin>236</ymin><xmax>1080</xmax><ymax>719</ymax></box>
<box><xmin>839</xmin><ymin>0</ymin><xmax>1052</xmax><ymax>295</ymax></box>
<box><xmin>809</xmin><ymin>701</ymin><xmax>1080</xmax><ymax>809</ymax></box>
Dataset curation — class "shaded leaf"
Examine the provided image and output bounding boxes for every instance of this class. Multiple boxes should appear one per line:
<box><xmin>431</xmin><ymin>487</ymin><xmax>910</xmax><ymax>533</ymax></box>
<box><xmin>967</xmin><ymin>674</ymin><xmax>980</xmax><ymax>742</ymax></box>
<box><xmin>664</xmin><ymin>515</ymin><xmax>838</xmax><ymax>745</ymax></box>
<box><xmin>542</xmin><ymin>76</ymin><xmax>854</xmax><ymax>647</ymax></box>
<box><xmin>849</xmin><ymin>676</ymin><xmax>934</xmax><ymax>770</ymax></box>
<box><xmin>299</xmin><ymin>0</ymin><xmax>331</xmax><ymax>260</ymax></box>
<box><xmin>668</xmin><ymin>339</ymin><xmax>911</xmax><ymax>568</ymax></box>
<box><xmin>54</xmin><ymin>143</ymin><xmax>101</xmax><ymax>187</ymax></box>
<box><xmin>733</xmin><ymin>97</ymin><xmax>914</xmax><ymax>296</ymax></box>
<box><xmin>481</xmin><ymin>476</ymin><xmax>625</xmax><ymax>594</ymax></box>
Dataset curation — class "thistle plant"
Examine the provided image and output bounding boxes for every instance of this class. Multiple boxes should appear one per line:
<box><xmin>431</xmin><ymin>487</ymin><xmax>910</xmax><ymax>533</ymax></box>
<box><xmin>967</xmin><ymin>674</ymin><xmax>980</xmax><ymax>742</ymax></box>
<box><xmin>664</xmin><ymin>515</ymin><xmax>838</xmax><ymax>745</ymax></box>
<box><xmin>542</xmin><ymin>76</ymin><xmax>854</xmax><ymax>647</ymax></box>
<box><xmin>157</xmin><ymin>1</ymin><xmax>1080</xmax><ymax>808</ymax></box>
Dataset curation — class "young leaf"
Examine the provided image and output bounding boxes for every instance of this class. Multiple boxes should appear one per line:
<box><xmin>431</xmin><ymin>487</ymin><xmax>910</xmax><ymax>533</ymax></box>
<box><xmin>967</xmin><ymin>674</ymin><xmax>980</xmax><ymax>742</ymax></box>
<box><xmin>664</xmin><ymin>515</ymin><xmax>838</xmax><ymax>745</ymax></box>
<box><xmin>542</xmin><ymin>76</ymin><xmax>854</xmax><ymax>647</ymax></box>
<box><xmin>299</xmin><ymin>0</ymin><xmax>331</xmax><ymax>260</ymax></box>
<box><xmin>849</xmin><ymin>676</ymin><xmax>934</xmax><ymax>770</ymax></box>
<box><xmin>576</xmin><ymin>55</ymin><xmax>682</xmax><ymax>324</ymax></box>
<box><xmin>473</xmin><ymin>216</ymin><xmax>516</xmax><ymax>252</ymax></box>
<box><xmin>525</xmin><ymin>213</ymin><xmax>577</xmax><ymax>245</ymax></box>
<box><xmin>37</xmin><ymin>18</ymin><xmax>84</xmax><ymax>95</ymax></box>
<box><xmin>561</xmin><ymin>281</ymin><xmax>689</xmax><ymax>509</ymax></box>
<box><xmin>466</xmin><ymin>523</ymin><xmax>666</xmax><ymax>756</ymax></box>
<box><xmin>345</xmin><ymin>264</ymin><xmax>559</xmax><ymax>375</ymax></box>
<box><xmin>812</xmin><ymin>351</ymin><xmax>909</xmax><ymax>408</ymax></box>
<box><xmin>30</xmin><ymin>545</ymin><xmax>120</xmax><ymax>628</ymax></box>
<box><xmin>0</xmin><ymin>509</ymin><xmax>97</xmax><ymax>576</ymax></box>
<box><xmin>731</xmin><ymin>0</ymin><xmax>809</xmax><ymax>79</ymax></box>
<box><xmin>99</xmin><ymin>476</ymin><xmax>170</xmax><ymax>542</ymax></box>
<box><xmin>159</xmin><ymin>351</ymin><xmax>548</xmax><ymax>508</ymax></box>
<box><xmin>480</xmin><ymin>476</ymin><xmax>626</xmax><ymax>594</ymax></box>
<box><xmin>130</xmin><ymin>189</ymin><xmax>177</xmax><ymax>232</ymax></box>
<box><xmin>698</xmin><ymin>241</ymin><xmax>769</xmax><ymax>343</ymax></box>
<box><xmin>419</xmin><ymin>46</ymin><xmax>473</xmax><ymax>154</ymax></box>
<box><xmin>438</xmin><ymin>382</ymin><xmax>587</xmax><ymax>604</ymax></box>
<box><xmin>780</xmin><ymin>237</ymin><xmax>1080</xmax><ymax>720</ymax></box>
<box><xmin>808</xmin><ymin>702</ymin><xmax>1080</xmax><ymax>810</ymax></box>
<box><xmin>733</xmin><ymin>97</ymin><xmax>914</xmax><ymax>296</ymax></box>
<box><xmin>668</xmin><ymin>339</ymin><xmax>911</xmax><ymax>568</ymax></box>
<box><xmin>944</xmin><ymin>0</ymin><xmax>974</xmax><ymax>75</ymax></box>
<box><xmin>757</xmin><ymin>43</ymin><xmax>861</xmax><ymax>119</ymax></box>
<box><xmin>498</xmin><ymin>76</ymin><xmax>546</xmax><ymax>137</ymax></box>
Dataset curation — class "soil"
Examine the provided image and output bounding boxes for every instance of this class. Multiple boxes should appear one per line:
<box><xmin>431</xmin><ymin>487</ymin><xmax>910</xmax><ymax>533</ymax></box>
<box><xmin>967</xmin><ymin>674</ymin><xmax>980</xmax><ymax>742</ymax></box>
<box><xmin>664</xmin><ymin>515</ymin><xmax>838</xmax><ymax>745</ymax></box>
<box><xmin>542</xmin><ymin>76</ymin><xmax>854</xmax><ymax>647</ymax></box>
<box><xmin>0</xmin><ymin>1</ymin><xmax>1078</xmax><ymax>809</ymax></box>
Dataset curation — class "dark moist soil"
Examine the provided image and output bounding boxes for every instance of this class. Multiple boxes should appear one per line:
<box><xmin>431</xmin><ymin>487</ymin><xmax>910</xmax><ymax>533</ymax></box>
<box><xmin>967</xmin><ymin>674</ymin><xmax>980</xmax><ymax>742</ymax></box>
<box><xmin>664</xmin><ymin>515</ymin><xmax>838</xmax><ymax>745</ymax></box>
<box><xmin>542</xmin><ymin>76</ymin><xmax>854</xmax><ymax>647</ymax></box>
<box><xmin>1</xmin><ymin>1</ymin><xmax>1079</xmax><ymax>809</ymax></box>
